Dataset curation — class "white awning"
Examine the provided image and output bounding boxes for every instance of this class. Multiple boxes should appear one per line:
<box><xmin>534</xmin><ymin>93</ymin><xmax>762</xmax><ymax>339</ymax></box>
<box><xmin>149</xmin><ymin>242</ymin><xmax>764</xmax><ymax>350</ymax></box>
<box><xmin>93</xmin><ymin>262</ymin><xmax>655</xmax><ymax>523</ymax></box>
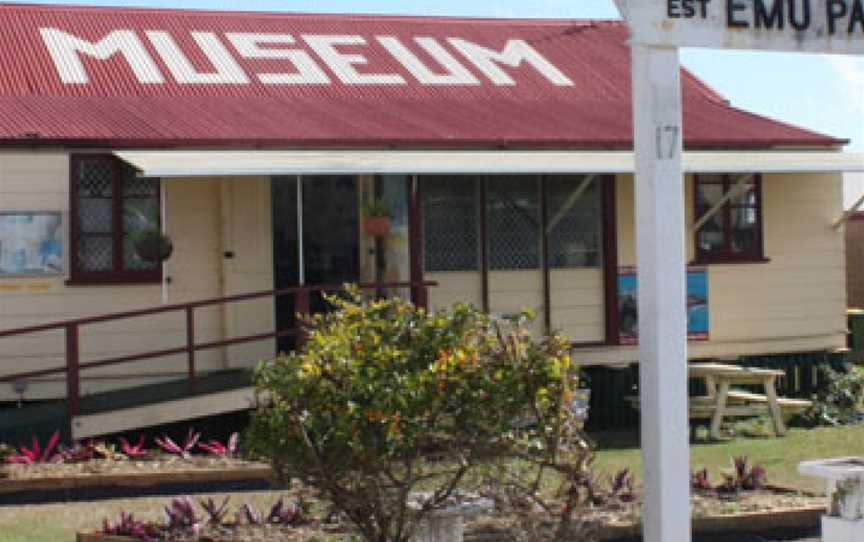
<box><xmin>114</xmin><ymin>150</ymin><xmax>864</xmax><ymax>178</ymax></box>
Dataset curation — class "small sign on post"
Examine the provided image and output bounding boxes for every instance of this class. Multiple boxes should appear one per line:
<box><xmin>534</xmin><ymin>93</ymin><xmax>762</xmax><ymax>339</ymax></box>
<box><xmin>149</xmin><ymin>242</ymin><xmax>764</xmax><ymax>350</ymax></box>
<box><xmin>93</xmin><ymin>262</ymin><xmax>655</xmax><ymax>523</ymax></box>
<box><xmin>618</xmin><ymin>0</ymin><xmax>864</xmax><ymax>54</ymax></box>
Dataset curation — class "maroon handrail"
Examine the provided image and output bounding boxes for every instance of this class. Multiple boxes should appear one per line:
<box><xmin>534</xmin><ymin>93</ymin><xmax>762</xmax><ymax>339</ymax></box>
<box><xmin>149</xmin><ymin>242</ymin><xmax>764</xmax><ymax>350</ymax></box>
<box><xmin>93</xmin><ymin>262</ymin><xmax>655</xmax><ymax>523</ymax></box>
<box><xmin>0</xmin><ymin>281</ymin><xmax>436</xmax><ymax>427</ymax></box>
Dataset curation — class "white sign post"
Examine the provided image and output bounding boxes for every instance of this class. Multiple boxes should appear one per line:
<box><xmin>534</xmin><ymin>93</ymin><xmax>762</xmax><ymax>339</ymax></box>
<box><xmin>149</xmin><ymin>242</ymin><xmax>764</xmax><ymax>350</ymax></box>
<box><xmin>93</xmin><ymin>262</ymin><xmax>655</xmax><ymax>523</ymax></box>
<box><xmin>612</xmin><ymin>1</ymin><xmax>863</xmax><ymax>542</ymax></box>
<box><xmin>630</xmin><ymin>43</ymin><xmax>691</xmax><ymax>542</ymax></box>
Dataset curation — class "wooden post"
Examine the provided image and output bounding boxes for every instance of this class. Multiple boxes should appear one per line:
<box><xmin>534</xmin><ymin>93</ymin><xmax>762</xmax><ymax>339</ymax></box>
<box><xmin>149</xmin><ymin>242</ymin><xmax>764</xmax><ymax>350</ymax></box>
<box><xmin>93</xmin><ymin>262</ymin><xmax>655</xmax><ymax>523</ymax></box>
<box><xmin>710</xmin><ymin>381</ymin><xmax>730</xmax><ymax>441</ymax></box>
<box><xmin>295</xmin><ymin>289</ymin><xmax>310</xmax><ymax>351</ymax></box>
<box><xmin>185</xmin><ymin>306</ymin><xmax>196</xmax><ymax>388</ymax></box>
<box><xmin>408</xmin><ymin>174</ymin><xmax>428</xmax><ymax>309</ymax></box>
<box><xmin>631</xmin><ymin>44</ymin><xmax>692</xmax><ymax>542</ymax></box>
<box><xmin>65</xmin><ymin>323</ymin><xmax>80</xmax><ymax>429</ymax></box>
<box><xmin>765</xmin><ymin>376</ymin><xmax>787</xmax><ymax>436</ymax></box>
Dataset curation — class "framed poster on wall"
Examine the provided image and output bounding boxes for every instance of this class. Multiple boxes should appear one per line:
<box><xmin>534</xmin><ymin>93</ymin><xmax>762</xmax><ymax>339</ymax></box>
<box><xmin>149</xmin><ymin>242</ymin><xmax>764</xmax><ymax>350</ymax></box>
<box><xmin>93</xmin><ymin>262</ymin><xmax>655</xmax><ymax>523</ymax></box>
<box><xmin>618</xmin><ymin>266</ymin><xmax>709</xmax><ymax>344</ymax></box>
<box><xmin>0</xmin><ymin>212</ymin><xmax>64</xmax><ymax>276</ymax></box>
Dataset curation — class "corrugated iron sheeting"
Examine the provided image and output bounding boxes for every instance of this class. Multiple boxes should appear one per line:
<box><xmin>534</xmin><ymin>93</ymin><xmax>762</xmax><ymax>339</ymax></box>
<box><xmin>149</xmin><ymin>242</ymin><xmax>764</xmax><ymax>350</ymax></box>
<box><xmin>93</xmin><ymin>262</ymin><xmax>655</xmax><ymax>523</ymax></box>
<box><xmin>0</xmin><ymin>3</ymin><xmax>845</xmax><ymax>148</ymax></box>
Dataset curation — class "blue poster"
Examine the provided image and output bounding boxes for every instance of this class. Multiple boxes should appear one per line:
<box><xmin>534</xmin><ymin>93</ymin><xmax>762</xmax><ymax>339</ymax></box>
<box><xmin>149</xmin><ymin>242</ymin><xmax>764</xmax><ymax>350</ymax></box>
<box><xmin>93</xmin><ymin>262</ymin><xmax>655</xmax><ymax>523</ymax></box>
<box><xmin>618</xmin><ymin>267</ymin><xmax>709</xmax><ymax>344</ymax></box>
<box><xmin>0</xmin><ymin>212</ymin><xmax>64</xmax><ymax>275</ymax></box>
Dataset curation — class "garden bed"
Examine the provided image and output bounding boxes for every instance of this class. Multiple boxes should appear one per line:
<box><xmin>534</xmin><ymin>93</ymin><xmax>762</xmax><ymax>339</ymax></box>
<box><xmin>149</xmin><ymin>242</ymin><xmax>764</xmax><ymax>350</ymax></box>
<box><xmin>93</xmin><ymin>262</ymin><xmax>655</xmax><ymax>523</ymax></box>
<box><xmin>0</xmin><ymin>457</ymin><xmax>274</xmax><ymax>504</ymax></box>
<box><xmin>466</xmin><ymin>488</ymin><xmax>825</xmax><ymax>541</ymax></box>
<box><xmin>71</xmin><ymin>485</ymin><xmax>826</xmax><ymax>542</ymax></box>
<box><xmin>2</xmin><ymin>456</ymin><xmax>270</xmax><ymax>486</ymax></box>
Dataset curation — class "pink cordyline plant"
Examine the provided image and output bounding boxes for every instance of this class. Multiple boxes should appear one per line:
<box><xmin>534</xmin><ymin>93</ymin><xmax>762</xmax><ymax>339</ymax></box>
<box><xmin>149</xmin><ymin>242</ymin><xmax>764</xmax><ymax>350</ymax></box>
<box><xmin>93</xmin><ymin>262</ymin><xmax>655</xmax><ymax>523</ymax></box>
<box><xmin>5</xmin><ymin>431</ymin><xmax>63</xmax><ymax>464</ymax></box>
<box><xmin>102</xmin><ymin>511</ymin><xmax>159</xmax><ymax>542</ymax></box>
<box><xmin>197</xmin><ymin>432</ymin><xmax>239</xmax><ymax>457</ymax></box>
<box><xmin>119</xmin><ymin>435</ymin><xmax>149</xmax><ymax>459</ymax></box>
<box><xmin>154</xmin><ymin>428</ymin><xmax>200</xmax><ymax>458</ymax></box>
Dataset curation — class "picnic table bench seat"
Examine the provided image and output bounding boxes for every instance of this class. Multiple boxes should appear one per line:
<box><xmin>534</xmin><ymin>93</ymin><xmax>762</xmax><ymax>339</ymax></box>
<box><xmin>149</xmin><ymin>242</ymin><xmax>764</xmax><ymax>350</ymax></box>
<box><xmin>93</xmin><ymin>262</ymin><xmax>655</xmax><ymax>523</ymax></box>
<box><xmin>624</xmin><ymin>363</ymin><xmax>813</xmax><ymax>439</ymax></box>
<box><xmin>627</xmin><ymin>392</ymin><xmax>811</xmax><ymax>421</ymax></box>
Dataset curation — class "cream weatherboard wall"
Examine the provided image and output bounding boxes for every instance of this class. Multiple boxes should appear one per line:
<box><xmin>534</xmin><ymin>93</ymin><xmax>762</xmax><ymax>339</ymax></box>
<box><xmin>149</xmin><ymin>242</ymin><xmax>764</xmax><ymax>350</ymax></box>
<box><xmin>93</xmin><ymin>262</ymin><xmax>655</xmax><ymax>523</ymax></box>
<box><xmin>0</xmin><ymin>156</ymin><xmax>849</xmax><ymax>399</ymax></box>
<box><xmin>581</xmin><ymin>172</ymin><xmax>847</xmax><ymax>365</ymax></box>
<box><xmin>0</xmin><ymin>151</ymin><xmax>226</xmax><ymax>401</ymax></box>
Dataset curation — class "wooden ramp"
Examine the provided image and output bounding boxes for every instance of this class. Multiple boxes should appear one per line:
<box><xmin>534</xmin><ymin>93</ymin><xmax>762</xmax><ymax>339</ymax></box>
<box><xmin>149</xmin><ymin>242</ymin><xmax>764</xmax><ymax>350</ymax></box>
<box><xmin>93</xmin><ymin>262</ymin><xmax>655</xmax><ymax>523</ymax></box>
<box><xmin>0</xmin><ymin>370</ymin><xmax>256</xmax><ymax>444</ymax></box>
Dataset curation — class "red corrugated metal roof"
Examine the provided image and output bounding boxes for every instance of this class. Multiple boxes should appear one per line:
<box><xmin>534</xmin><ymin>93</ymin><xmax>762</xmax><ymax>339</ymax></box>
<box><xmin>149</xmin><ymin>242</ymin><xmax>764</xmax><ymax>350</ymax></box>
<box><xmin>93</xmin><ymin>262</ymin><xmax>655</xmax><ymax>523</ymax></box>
<box><xmin>0</xmin><ymin>2</ymin><xmax>845</xmax><ymax>148</ymax></box>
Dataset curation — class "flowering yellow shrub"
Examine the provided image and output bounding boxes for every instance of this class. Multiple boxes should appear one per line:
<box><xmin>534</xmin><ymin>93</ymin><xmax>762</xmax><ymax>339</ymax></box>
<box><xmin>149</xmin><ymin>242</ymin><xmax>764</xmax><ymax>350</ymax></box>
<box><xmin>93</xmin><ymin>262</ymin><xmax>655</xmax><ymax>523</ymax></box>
<box><xmin>245</xmin><ymin>287</ymin><xmax>578</xmax><ymax>542</ymax></box>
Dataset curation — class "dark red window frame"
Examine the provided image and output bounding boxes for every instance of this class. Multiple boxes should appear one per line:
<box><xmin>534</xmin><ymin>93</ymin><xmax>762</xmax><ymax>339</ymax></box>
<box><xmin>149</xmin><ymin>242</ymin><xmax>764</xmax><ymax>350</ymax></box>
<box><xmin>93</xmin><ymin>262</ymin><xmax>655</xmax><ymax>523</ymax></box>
<box><xmin>692</xmin><ymin>173</ymin><xmax>766</xmax><ymax>265</ymax></box>
<box><xmin>68</xmin><ymin>154</ymin><xmax>163</xmax><ymax>285</ymax></box>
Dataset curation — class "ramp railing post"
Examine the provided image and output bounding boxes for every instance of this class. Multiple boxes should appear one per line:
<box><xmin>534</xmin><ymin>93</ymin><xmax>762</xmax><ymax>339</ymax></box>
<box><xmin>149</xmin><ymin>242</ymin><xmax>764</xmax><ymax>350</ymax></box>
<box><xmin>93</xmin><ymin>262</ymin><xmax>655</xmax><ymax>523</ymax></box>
<box><xmin>65</xmin><ymin>323</ymin><xmax>80</xmax><ymax>434</ymax></box>
<box><xmin>185</xmin><ymin>306</ymin><xmax>196</xmax><ymax>389</ymax></box>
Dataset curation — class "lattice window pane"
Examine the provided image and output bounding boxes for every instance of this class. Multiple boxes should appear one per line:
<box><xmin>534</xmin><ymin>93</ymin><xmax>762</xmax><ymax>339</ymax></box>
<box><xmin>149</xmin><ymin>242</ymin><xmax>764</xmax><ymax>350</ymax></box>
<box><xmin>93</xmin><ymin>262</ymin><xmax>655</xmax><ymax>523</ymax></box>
<box><xmin>546</xmin><ymin>176</ymin><xmax>603</xmax><ymax>269</ymax></box>
<box><xmin>78</xmin><ymin>198</ymin><xmax>113</xmax><ymax>234</ymax></box>
<box><xmin>423</xmin><ymin>176</ymin><xmax>479</xmax><ymax>272</ymax></box>
<box><xmin>78</xmin><ymin>236</ymin><xmax>113</xmax><ymax>272</ymax></box>
<box><xmin>123</xmin><ymin>173</ymin><xmax>159</xmax><ymax>197</ymax></box>
<box><xmin>76</xmin><ymin>159</ymin><xmax>113</xmax><ymax>197</ymax></box>
<box><xmin>695</xmin><ymin>175</ymin><xmax>728</xmax><ymax>258</ymax></box>
<box><xmin>123</xmin><ymin>198</ymin><xmax>159</xmax><ymax>234</ymax></box>
<box><xmin>488</xmin><ymin>176</ymin><xmax>540</xmax><ymax>271</ymax></box>
<box><xmin>122</xmin><ymin>182</ymin><xmax>160</xmax><ymax>271</ymax></box>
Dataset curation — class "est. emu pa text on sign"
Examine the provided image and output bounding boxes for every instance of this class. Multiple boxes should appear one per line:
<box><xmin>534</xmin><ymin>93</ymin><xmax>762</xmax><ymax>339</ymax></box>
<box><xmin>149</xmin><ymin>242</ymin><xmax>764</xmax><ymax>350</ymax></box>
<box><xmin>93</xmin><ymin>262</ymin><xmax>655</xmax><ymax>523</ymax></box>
<box><xmin>618</xmin><ymin>0</ymin><xmax>864</xmax><ymax>54</ymax></box>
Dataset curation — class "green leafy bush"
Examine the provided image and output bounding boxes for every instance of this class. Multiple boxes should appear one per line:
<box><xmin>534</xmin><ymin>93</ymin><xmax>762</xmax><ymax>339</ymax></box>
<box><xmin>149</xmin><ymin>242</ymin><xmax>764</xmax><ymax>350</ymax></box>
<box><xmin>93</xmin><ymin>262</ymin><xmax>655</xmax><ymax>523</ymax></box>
<box><xmin>803</xmin><ymin>364</ymin><xmax>864</xmax><ymax>426</ymax></box>
<box><xmin>245</xmin><ymin>288</ymin><xmax>582</xmax><ymax>542</ymax></box>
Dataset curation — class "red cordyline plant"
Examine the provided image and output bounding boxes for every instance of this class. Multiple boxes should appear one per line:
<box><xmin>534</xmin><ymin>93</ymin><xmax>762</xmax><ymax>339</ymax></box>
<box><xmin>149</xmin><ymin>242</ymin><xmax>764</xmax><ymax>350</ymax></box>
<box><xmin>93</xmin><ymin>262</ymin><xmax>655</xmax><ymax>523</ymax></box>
<box><xmin>154</xmin><ymin>429</ymin><xmax>200</xmax><ymax>458</ymax></box>
<box><xmin>200</xmin><ymin>496</ymin><xmax>231</xmax><ymax>525</ymax></box>
<box><xmin>610</xmin><ymin>468</ymin><xmax>635</xmax><ymax>502</ymax></box>
<box><xmin>691</xmin><ymin>468</ymin><xmax>713</xmax><ymax>491</ymax></box>
<box><xmin>101</xmin><ymin>511</ymin><xmax>160</xmax><ymax>542</ymax></box>
<box><xmin>266</xmin><ymin>497</ymin><xmax>302</xmax><ymax>526</ymax></box>
<box><xmin>164</xmin><ymin>496</ymin><xmax>202</xmax><ymax>534</ymax></box>
<box><xmin>197</xmin><ymin>432</ymin><xmax>239</xmax><ymax>457</ymax></box>
<box><xmin>119</xmin><ymin>435</ymin><xmax>149</xmax><ymax>459</ymax></box>
<box><xmin>732</xmin><ymin>456</ymin><xmax>767</xmax><ymax>491</ymax></box>
<box><xmin>5</xmin><ymin>431</ymin><xmax>63</xmax><ymax>464</ymax></box>
<box><xmin>59</xmin><ymin>440</ymin><xmax>96</xmax><ymax>464</ymax></box>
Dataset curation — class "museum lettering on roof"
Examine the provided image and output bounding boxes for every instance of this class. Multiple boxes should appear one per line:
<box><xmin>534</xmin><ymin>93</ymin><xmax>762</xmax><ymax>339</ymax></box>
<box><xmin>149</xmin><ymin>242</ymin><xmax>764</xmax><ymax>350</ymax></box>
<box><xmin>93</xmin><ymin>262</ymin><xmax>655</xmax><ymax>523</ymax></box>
<box><xmin>0</xmin><ymin>2</ymin><xmax>859</xmax><ymax>415</ymax></box>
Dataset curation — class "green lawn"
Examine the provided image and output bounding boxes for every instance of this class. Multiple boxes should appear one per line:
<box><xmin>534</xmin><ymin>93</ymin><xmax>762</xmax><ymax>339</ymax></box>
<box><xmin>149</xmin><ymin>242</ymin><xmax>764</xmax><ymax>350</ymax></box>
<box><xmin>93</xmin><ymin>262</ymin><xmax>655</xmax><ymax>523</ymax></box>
<box><xmin>591</xmin><ymin>424</ymin><xmax>864</xmax><ymax>494</ymax></box>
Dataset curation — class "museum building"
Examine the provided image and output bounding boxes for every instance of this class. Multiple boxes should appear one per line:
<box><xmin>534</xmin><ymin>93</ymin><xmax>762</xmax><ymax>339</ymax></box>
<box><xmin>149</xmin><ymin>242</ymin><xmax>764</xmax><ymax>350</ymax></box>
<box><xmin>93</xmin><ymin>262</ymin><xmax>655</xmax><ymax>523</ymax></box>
<box><xmin>0</xmin><ymin>3</ymin><xmax>859</xmax><ymax>436</ymax></box>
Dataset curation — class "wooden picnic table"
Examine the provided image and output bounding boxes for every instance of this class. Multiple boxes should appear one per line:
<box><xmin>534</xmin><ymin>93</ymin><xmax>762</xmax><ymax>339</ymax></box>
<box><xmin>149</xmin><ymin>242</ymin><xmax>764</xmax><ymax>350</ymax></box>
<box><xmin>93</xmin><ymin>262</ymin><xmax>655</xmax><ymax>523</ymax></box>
<box><xmin>689</xmin><ymin>363</ymin><xmax>787</xmax><ymax>440</ymax></box>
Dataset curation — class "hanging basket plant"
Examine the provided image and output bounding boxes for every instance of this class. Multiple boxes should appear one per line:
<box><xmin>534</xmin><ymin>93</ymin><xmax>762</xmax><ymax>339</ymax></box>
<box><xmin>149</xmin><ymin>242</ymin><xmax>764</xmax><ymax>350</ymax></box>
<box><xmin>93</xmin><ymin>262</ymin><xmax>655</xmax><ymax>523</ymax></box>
<box><xmin>362</xmin><ymin>198</ymin><xmax>391</xmax><ymax>238</ymax></box>
<box><xmin>132</xmin><ymin>229</ymin><xmax>174</xmax><ymax>264</ymax></box>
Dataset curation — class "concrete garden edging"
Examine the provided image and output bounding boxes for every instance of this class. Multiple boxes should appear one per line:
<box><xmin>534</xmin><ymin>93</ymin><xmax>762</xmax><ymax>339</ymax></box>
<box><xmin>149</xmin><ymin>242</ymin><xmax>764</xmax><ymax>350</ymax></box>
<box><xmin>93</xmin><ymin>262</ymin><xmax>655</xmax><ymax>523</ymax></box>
<box><xmin>595</xmin><ymin>505</ymin><xmax>825</xmax><ymax>541</ymax></box>
<box><xmin>0</xmin><ymin>465</ymin><xmax>273</xmax><ymax>496</ymax></box>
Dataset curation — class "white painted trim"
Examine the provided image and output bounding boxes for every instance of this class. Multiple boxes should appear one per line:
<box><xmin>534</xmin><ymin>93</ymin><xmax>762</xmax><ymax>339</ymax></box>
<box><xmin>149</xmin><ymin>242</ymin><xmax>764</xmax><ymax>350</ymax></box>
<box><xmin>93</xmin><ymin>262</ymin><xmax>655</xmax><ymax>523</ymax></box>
<box><xmin>71</xmin><ymin>387</ymin><xmax>258</xmax><ymax>439</ymax></box>
<box><xmin>114</xmin><ymin>150</ymin><xmax>864</xmax><ymax>178</ymax></box>
<box><xmin>160</xmin><ymin>180</ymin><xmax>168</xmax><ymax>304</ymax></box>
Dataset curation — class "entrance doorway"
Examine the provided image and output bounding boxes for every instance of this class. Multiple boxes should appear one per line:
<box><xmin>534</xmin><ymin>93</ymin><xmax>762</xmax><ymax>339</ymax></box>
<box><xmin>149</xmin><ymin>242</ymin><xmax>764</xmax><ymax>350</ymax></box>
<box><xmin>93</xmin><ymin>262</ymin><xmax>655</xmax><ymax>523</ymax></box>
<box><xmin>271</xmin><ymin>175</ymin><xmax>360</xmax><ymax>353</ymax></box>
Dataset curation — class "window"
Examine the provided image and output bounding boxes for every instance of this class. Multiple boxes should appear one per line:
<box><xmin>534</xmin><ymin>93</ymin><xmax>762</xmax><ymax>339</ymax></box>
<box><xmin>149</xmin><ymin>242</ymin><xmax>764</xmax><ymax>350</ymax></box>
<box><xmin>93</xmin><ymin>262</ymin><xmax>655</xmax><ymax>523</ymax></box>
<box><xmin>422</xmin><ymin>175</ymin><xmax>606</xmax><ymax>273</ymax></box>
<box><xmin>694</xmin><ymin>174</ymin><xmax>764</xmax><ymax>263</ymax></box>
<box><xmin>423</xmin><ymin>176</ymin><xmax>480</xmax><ymax>272</ymax></box>
<box><xmin>487</xmin><ymin>176</ymin><xmax>541</xmax><ymax>270</ymax></box>
<box><xmin>69</xmin><ymin>155</ymin><xmax>162</xmax><ymax>284</ymax></box>
<box><xmin>546</xmin><ymin>175</ymin><xmax>603</xmax><ymax>268</ymax></box>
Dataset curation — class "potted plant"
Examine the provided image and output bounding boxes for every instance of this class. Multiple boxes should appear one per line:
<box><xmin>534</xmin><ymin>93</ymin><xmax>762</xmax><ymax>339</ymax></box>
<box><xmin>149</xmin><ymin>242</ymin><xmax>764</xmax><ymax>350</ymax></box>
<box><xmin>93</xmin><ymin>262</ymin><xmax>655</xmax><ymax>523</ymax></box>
<box><xmin>132</xmin><ymin>229</ymin><xmax>173</xmax><ymax>264</ymax></box>
<box><xmin>362</xmin><ymin>197</ymin><xmax>391</xmax><ymax>238</ymax></box>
